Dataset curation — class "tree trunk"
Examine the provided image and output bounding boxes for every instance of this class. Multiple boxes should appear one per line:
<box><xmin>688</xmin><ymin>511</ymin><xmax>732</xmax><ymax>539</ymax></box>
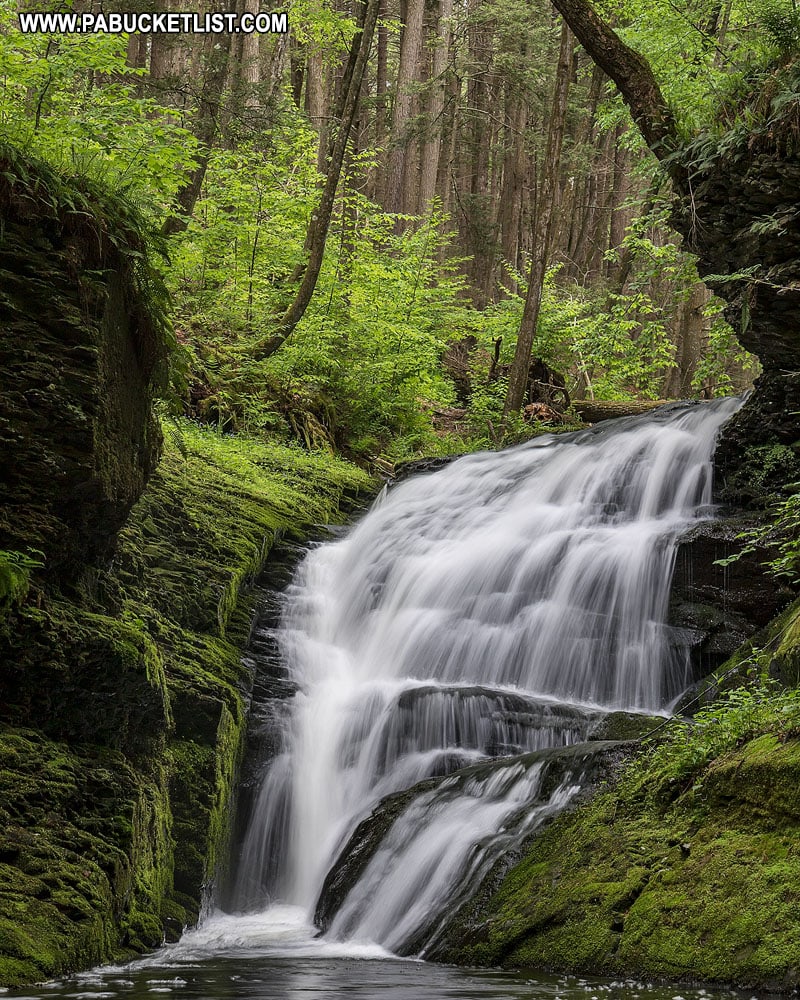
<box><xmin>307</xmin><ymin>49</ymin><xmax>328</xmax><ymax>172</ymax></box>
<box><xmin>161</xmin><ymin>12</ymin><xmax>233</xmax><ymax>237</ymax></box>
<box><xmin>498</xmin><ymin>89</ymin><xmax>527</xmax><ymax>293</ymax></box>
<box><xmin>386</xmin><ymin>0</ymin><xmax>425</xmax><ymax>216</ymax></box>
<box><xmin>574</xmin><ymin>399</ymin><xmax>670</xmax><ymax>422</ymax></box>
<box><xmin>417</xmin><ymin>0</ymin><xmax>454</xmax><ymax>213</ymax></box>
<box><xmin>254</xmin><ymin>0</ymin><xmax>381</xmax><ymax>358</ymax></box>
<box><xmin>371</xmin><ymin>0</ymin><xmax>389</xmax><ymax>202</ymax></box>
<box><xmin>504</xmin><ymin>22</ymin><xmax>574</xmax><ymax>417</ymax></box>
<box><xmin>548</xmin><ymin>0</ymin><xmax>680</xmax><ymax>175</ymax></box>
<box><xmin>606</xmin><ymin>123</ymin><xmax>631</xmax><ymax>278</ymax></box>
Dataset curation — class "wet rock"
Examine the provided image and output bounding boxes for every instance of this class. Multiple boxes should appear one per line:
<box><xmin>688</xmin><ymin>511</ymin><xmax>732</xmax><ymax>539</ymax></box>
<box><xmin>668</xmin><ymin>519</ymin><xmax>792</xmax><ymax>680</ymax></box>
<box><xmin>586</xmin><ymin>712</ymin><xmax>664</xmax><ymax>742</ymax></box>
<box><xmin>391</xmin><ymin>454</ymin><xmax>463</xmax><ymax>483</ymax></box>
<box><xmin>314</xmin><ymin>741</ymin><xmax>631</xmax><ymax>941</ymax></box>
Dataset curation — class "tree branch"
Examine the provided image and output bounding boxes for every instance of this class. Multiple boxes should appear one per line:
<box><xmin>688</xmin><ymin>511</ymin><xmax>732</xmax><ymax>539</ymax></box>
<box><xmin>549</xmin><ymin>0</ymin><xmax>685</xmax><ymax>187</ymax></box>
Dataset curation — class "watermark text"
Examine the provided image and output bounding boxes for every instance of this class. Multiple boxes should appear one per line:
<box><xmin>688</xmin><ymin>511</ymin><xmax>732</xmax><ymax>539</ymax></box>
<box><xmin>18</xmin><ymin>10</ymin><xmax>288</xmax><ymax>34</ymax></box>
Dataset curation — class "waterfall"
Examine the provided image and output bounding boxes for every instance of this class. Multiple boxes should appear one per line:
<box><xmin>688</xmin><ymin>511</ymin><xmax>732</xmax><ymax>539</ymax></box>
<box><xmin>231</xmin><ymin>398</ymin><xmax>741</xmax><ymax>952</ymax></box>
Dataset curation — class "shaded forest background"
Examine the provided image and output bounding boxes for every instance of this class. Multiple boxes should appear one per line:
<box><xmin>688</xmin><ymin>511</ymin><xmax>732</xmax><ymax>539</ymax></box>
<box><xmin>2</xmin><ymin>0</ymin><xmax>795</xmax><ymax>460</ymax></box>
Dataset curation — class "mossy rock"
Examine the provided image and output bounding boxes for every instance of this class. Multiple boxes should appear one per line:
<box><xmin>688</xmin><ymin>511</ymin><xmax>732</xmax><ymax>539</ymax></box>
<box><xmin>432</xmin><ymin>732</ymin><xmax>800</xmax><ymax>990</ymax></box>
<box><xmin>0</xmin><ymin>727</ymin><xmax>177</xmax><ymax>986</ymax></box>
<box><xmin>0</xmin><ymin>421</ymin><xmax>373</xmax><ymax>986</ymax></box>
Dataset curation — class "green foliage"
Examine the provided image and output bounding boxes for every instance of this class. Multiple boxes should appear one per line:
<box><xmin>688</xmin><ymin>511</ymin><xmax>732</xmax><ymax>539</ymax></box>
<box><xmin>614</xmin><ymin>0</ymin><xmax>796</xmax><ymax>135</ymax></box>
<box><xmin>715</xmin><ymin>478</ymin><xmax>800</xmax><ymax>583</ymax></box>
<box><xmin>757</xmin><ymin>0</ymin><xmax>800</xmax><ymax>53</ymax></box>
<box><xmin>0</xmin><ymin>550</ymin><xmax>43</xmax><ymax>613</ymax></box>
<box><xmin>569</xmin><ymin>291</ymin><xmax>677</xmax><ymax>399</ymax></box>
<box><xmin>0</xmin><ymin>3</ymin><xmax>197</xmax><ymax>210</ymax></box>
<box><xmin>691</xmin><ymin>299</ymin><xmax>757</xmax><ymax>395</ymax></box>
<box><xmin>480</xmin><ymin>266</ymin><xmax>677</xmax><ymax>401</ymax></box>
<box><xmin>643</xmin><ymin>681</ymin><xmax>800</xmax><ymax>795</ymax></box>
<box><xmin>171</xmin><ymin>147</ymin><xmax>470</xmax><ymax>453</ymax></box>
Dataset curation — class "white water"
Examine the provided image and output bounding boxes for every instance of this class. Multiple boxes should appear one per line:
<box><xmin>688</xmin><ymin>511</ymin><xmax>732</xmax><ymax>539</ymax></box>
<box><xmin>230</xmin><ymin>399</ymin><xmax>741</xmax><ymax>954</ymax></box>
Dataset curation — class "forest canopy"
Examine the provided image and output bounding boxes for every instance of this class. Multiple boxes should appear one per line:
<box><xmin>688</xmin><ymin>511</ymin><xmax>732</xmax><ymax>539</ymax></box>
<box><xmin>1</xmin><ymin>0</ymin><xmax>791</xmax><ymax>459</ymax></box>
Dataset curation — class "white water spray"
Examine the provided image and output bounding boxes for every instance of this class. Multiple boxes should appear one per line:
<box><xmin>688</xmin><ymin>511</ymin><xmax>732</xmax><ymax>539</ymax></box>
<box><xmin>232</xmin><ymin>399</ymin><xmax>741</xmax><ymax>952</ymax></box>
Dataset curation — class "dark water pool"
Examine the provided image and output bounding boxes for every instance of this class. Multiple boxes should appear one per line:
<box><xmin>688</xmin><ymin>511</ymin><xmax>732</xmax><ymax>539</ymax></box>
<box><xmin>0</xmin><ymin>908</ymin><xmax>773</xmax><ymax>1000</ymax></box>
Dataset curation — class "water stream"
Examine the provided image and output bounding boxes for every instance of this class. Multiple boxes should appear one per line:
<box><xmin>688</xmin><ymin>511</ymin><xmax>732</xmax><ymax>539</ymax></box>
<box><xmin>231</xmin><ymin>398</ymin><xmax>741</xmax><ymax>952</ymax></box>
<box><xmin>4</xmin><ymin>399</ymin><xmax>748</xmax><ymax>1000</ymax></box>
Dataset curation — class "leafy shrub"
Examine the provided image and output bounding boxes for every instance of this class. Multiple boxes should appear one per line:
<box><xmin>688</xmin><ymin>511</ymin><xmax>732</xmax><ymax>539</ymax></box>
<box><xmin>642</xmin><ymin>681</ymin><xmax>800</xmax><ymax>796</ymax></box>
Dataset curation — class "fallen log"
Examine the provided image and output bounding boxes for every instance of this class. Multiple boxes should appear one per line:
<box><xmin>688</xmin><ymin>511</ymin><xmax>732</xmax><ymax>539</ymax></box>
<box><xmin>573</xmin><ymin>399</ymin><xmax>673</xmax><ymax>423</ymax></box>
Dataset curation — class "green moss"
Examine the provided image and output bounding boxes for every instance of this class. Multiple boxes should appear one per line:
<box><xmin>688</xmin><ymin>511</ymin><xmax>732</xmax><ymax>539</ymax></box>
<box><xmin>0</xmin><ymin>551</ymin><xmax>36</xmax><ymax>614</ymax></box>
<box><xmin>0</xmin><ymin>727</ymin><xmax>173</xmax><ymax>985</ymax></box>
<box><xmin>0</xmin><ymin>421</ymin><xmax>375</xmax><ymax>986</ymax></box>
<box><xmin>437</xmin><ymin>718</ymin><xmax>800</xmax><ymax>989</ymax></box>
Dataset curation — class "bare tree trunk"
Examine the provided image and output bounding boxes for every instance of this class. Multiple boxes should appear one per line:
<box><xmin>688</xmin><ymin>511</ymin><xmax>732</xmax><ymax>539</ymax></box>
<box><xmin>148</xmin><ymin>0</ymin><xmax>193</xmax><ymax>106</ymax></box>
<box><xmin>386</xmin><ymin>0</ymin><xmax>425</xmax><ymax>216</ymax></box>
<box><xmin>290</xmin><ymin>39</ymin><xmax>305</xmax><ymax>106</ymax></box>
<box><xmin>548</xmin><ymin>0</ymin><xmax>680</xmax><ymax>175</ymax></box>
<box><xmin>504</xmin><ymin>22</ymin><xmax>574</xmax><ymax>417</ymax></box>
<box><xmin>254</xmin><ymin>0</ymin><xmax>381</xmax><ymax>358</ymax></box>
<box><xmin>161</xmin><ymin>7</ymin><xmax>233</xmax><ymax>236</ymax></box>
<box><xmin>606</xmin><ymin>123</ymin><xmax>631</xmax><ymax>275</ymax></box>
<box><xmin>260</xmin><ymin>33</ymin><xmax>291</xmax><ymax>123</ymax></box>
<box><xmin>307</xmin><ymin>49</ymin><xmax>328</xmax><ymax>171</ymax></box>
<box><xmin>498</xmin><ymin>89</ymin><xmax>526</xmax><ymax>292</ymax></box>
<box><xmin>417</xmin><ymin>0</ymin><xmax>453</xmax><ymax>213</ymax></box>
<box><xmin>371</xmin><ymin>0</ymin><xmax>389</xmax><ymax>202</ymax></box>
<box><xmin>663</xmin><ymin>282</ymin><xmax>710</xmax><ymax>397</ymax></box>
<box><xmin>563</xmin><ymin>62</ymin><xmax>604</xmax><ymax>279</ymax></box>
<box><xmin>239</xmin><ymin>0</ymin><xmax>262</xmax><ymax>107</ymax></box>
<box><xmin>437</xmin><ymin>56</ymin><xmax>461</xmax><ymax>221</ymax></box>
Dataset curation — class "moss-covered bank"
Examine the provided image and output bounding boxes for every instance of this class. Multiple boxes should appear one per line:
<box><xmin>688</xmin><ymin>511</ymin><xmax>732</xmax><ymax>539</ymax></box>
<box><xmin>0</xmin><ymin>426</ymin><xmax>373</xmax><ymax>987</ymax></box>
<box><xmin>432</xmin><ymin>601</ymin><xmax>800</xmax><ymax>990</ymax></box>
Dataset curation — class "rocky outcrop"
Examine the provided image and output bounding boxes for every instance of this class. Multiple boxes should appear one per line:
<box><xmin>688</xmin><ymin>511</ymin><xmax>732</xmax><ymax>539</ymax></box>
<box><xmin>675</xmin><ymin>119</ymin><xmax>800</xmax><ymax>373</ymax></box>
<box><xmin>0</xmin><ymin>149</ymin><xmax>375</xmax><ymax>988</ymax></box>
<box><xmin>668</xmin><ymin>519</ymin><xmax>793</xmax><ymax>680</ymax></box>
<box><xmin>0</xmin><ymin>426</ymin><xmax>371</xmax><ymax>988</ymax></box>
<box><xmin>431</xmin><ymin>729</ymin><xmax>800</xmax><ymax>991</ymax></box>
<box><xmin>313</xmin><ymin>730</ymin><xmax>660</xmax><ymax>944</ymax></box>
<box><xmin>668</xmin><ymin>103</ymin><xmax>800</xmax><ymax>497</ymax></box>
<box><xmin>0</xmin><ymin>147</ymin><xmax>170</xmax><ymax>578</ymax></box>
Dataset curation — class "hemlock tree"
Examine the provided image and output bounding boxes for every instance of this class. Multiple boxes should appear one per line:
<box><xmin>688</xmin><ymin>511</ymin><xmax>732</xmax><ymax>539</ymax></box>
<box><xmin>543</xmin><ymin>0</ymin><xmax>800</xmax><ymax>425</ymax></box>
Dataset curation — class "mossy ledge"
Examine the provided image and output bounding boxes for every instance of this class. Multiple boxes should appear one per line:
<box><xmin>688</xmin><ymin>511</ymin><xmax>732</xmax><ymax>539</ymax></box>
<box><xmin>431</xmin><ymin>601</ymin><xmax>800</xmax><ymax>991</ymax></box>
<box><xmin>0</xmin><ymin>140</ymin><xmax>374</xmax><ymax>990</ymax></box>
<box><xmin>0</xmin><ymin>424</ymin><xmax>373</xmax><ymax>987</ymax></box>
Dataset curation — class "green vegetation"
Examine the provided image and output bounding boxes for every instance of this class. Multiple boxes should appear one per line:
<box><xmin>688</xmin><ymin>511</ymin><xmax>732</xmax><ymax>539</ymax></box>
<box><xmin>436</xmin><ymin>605</ymin><xmax>800</xmax><ymax>988</ymax></box>
<box><xmin>716</xmin><ymin>482</ymin><xmax>800</xmax><ymax>586</ymax></box>
<box><xmin>1</xmin><ymin>0</ymin><xmax>800</xmax><ymax>987</ymax></box>
<box><xmin>0</xmin><ymin>551</ymin><xmax>42</xmax><ymax>615</ymax></box>
<box><xmin>0</xmin><ymin>0</ymin><xmax>771</xmax><ymax>460</ymax></box>
<box><xmin>0</xmin><ymin>424</ymin><xmax>373</xmax><ymax>986</ymax></box>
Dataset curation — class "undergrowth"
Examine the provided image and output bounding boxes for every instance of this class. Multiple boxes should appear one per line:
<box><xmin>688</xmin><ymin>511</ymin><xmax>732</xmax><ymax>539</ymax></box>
<box><xmin>639</xmin><ymin>681</ymin><xmax>800</xmax><ymax>801</ymax></box>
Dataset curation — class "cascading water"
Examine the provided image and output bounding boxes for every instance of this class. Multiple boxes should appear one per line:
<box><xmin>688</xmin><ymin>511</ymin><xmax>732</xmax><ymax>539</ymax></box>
<box><xmin>230</xmin><ymin>398</ymin><xmax>741</xmax><ymax>954</ymax></box>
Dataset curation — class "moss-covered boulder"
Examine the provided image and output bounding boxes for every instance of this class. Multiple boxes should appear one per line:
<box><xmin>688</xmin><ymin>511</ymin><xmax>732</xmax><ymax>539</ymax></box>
<box><xmin>0</xmin><ymin>425</ymin><xmax>372</xmax><ymax>987</ymax></box>
<box><xmin>431</xmin><ymin>604</ymin><xmax>800</xmax><ymax>990</ymax></box>
<box><xmin>0</xmin><ymin>145</ymin><xmax>375</xmax><ymax>988</ymax></box>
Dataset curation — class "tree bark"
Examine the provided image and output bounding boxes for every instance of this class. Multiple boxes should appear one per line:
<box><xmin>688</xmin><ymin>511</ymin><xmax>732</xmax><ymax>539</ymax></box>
<box><xmin>417</xmin><ymin>0</ymin><xmax>454</xmax><ymax>213</ymax></box>
<box><xmin>498</xmin><ymin>89</ymin><xmax>527</xmax><ymax>293</ymax></box>
<box><xmin>548</xmin><ymin>0</ymin><xmax>681</xmax><ymax>179</ymax></box>
<box><xmin>254</xmin><ymin>0</ymin><xmax>381</xmax><ymax>358</ymax></box>
<box><xmin>371</xmin><ymin>0</ymin><xmax>389</xmax><ymax>202</ymax></box>
<box><xmin>574</xmin><ymin>399</ymin><xmax>670</xmax><ymax>422</ymax></box>
<box><xmin>386</xmin><ymin>0</ymin><xmax>425</xmax><ymax>216</ymax></box>
<box><xmin>504</xmin><ymin>22</ymin><xmax>574</xmax><ymax>417</ymax></box>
